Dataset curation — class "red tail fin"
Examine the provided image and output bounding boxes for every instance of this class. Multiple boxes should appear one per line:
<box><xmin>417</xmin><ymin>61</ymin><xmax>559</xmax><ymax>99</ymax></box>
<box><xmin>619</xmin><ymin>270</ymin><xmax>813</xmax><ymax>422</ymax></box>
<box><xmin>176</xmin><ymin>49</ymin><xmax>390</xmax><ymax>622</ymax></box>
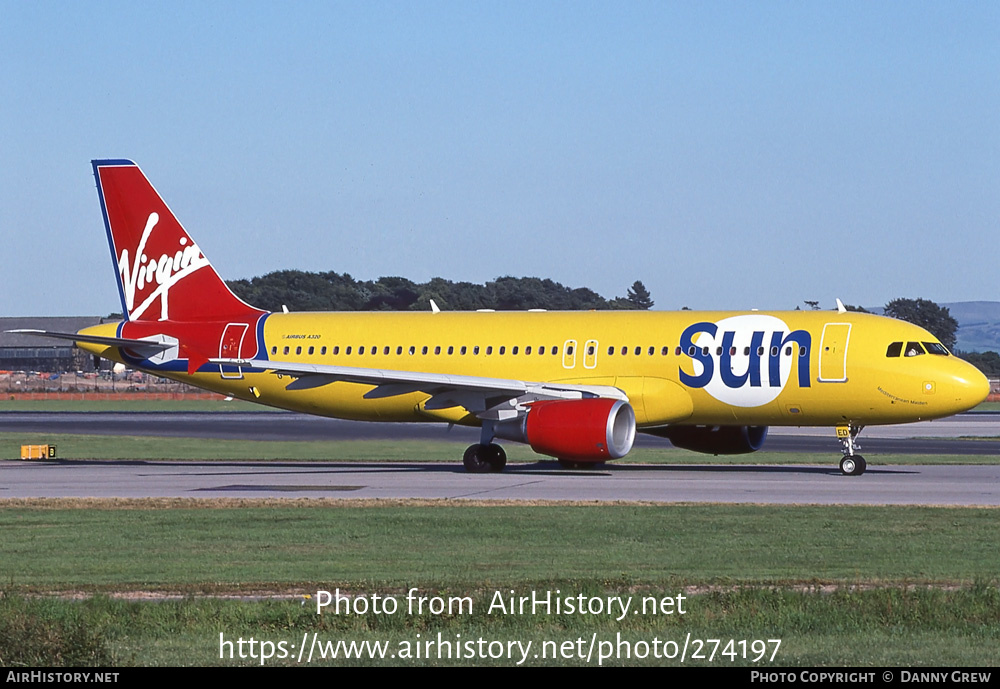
<box><xmin>93</xmin><ymin>159</ymin><xmax>263</xmax><ymax>322</ymax></box>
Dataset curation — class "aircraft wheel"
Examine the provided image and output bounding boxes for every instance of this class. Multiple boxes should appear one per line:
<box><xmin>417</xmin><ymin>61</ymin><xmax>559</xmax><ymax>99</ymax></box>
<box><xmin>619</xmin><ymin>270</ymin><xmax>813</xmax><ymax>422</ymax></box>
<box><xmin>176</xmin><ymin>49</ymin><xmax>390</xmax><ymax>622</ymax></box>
<box><xmin>463</xmin><ymin>444</ymin><xmax>506</xmax><ymax>473</ymax></box>
<box><xmin>852</xmin><ymin>455</ymin><xmax>867</xmax><ymax>476</ymax></box>
<box><xmin>840</xmin><ymin>455</ymin><xmax>866</xmax><ymax>476</ymax></box>
<box><xmin>463</xmin><ymin>445</ymin><xmax>490</xmax><ymax>473</ymax></box>
<box><xmin>485</xmin><ymin>444</ymin><xmax>507</xmax><ymax>472</ymax></box>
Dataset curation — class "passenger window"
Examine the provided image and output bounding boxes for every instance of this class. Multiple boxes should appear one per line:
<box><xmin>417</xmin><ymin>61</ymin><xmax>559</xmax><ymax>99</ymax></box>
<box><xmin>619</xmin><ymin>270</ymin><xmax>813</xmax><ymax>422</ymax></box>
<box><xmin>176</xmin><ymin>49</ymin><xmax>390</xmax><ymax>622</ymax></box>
<box><xmin>384</xmin><ymin>346</ymin><xmax>390</xmax><ymax>355</ymax></box>
<box><xmin>396</xmin><ymin>346</ymin><xmax>403</xmax><ymax>355</ymax></box>
<box><xmin>608</xmin><ymin>346</ymin><xmax>615</xmax><ymax>355</ymax></box>
<box><xmin>308</xmin><ymin>346</ymin><xmax>314</xmax><ymax>355</ymax></box>
<box><xmin>271</xmin><ymin>346</ymin><xmax>277</xmax><ymax>355</ymax></box>
<box><xmin>512</xmin><ymin>346</ymin><xmax>518</xmax><ymax>355</ymax></box>
<box><xmin>359</xmin><ymin>346</ymin><xmax>365</xmax><ymax>355</ymax></box>
<box><xmin>333</xmin><ymin>346</ymin><xmax>340</xmax><ymax>355</ymax></box>
<box><xmin>321</xmin><ymin>346</ymin><xmax>327</xmax><ymax>355</ymax></box>
<box><xmin>434</xmin><ymin>346</ymin><xmax>441</xmax><ymax>355</ymax></box>
<box><xmin>500</xmin><ymin>346</ymin><xmax>506</xmax><ymax>355</ymax></box>
<box><xmin>551</xmin><ymin>346</ymin><xmax>558</xmax><ymax>355</ymax></box>
<box><xmin>296</xmin><ymin>346</ymin><xmax>302</xmax><ymax>355</ymax></box>
<box><xmin>525</xmin><ymin>346</ymin><xmax>532</xmax><ymax>355</ymax></box>
<box><xmin>587</xmin><ymin>346</ymin><xmax>595</xmax><ymax>355</ymax></box>
<box><xmin>474</xmin><ymin>346</ymin><xmax>480</xmax><ymax>355</ymax></box>
<box><xmin>447</xmin><ymin>346</ymin><xmax>454</xmax><ymax>355</ymax></box>
<box><xmin>408</xmin><ymin>346</ymin><xmax>415</xmax><ymax>355</ymax></box>
<box><xmin>661</xmin><ymin>347</ymin><xmax>668</xmax><ymax>356</ymax></box>
<box><xmin>886</xmin><ymin>342</ymin><xmax>903</xmax><ymax>357</ymax></box>
<box><xmin>635</xmin><ymin>347</ymin><xmax>641</xmax><ymax>356</ymax></box>
<box><xmin>621</xmin><ymin>346</ymin><xmax>627</xmax><ymax>355</ymax></box>
<box><xmin>346</xmin><ymin>346</ymin><xmax>352</xmax><ymax>355</ymax></box>
<box><xmin>421</xmin><ymin>346</ymin><xmax>428</xmax><ymax>355</ymax></box>
<box><xmin>283</xmin><ymin>346</ymin><xmax>289</xmax><ymax>355</ymax></box>
<box><xmin>460</xmin><ymin>346</ymin><xmax>467</xmax><ymax>355</ymax></box>
<box><xmin>487</xmin><ymin>346</ymin><xmax>493</xmax><ymax>355</ymax></box>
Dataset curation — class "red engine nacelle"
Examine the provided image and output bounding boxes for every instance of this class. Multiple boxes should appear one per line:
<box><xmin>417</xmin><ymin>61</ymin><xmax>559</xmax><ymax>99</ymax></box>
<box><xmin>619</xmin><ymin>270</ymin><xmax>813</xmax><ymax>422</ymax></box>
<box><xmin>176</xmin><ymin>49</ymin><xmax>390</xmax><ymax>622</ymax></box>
<box><xmin>494</xmin><ymin>398</ymin><xmax>636</xmax><ymax>462</ymax></box>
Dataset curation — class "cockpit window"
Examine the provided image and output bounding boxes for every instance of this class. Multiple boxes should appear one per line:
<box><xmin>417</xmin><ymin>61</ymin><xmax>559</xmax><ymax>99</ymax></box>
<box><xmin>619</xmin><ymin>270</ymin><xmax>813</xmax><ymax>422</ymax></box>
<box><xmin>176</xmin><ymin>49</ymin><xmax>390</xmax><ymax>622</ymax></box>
<box><xmin>922</xmin><ymin>342</ymin><xmax>949</xmax><ymax>356</ymax></box>
<box><xmin>904</xmin><ymin>342</ymin><xmax>925</xmax><ymax>357</ymax></box>
<box><xmin>886</xmin><ymin>342</ymin><xmax>903</xmax><ymax>358</ymax></box>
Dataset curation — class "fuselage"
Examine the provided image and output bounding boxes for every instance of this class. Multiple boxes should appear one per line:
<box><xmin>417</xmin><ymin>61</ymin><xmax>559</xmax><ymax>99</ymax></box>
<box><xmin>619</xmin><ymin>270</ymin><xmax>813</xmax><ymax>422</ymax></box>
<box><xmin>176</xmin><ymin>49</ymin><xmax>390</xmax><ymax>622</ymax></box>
<box><xmin>60</xmin><ymin>158</ymin><xmax>992</xmax><ymax>474</ymax></box>
<box><xmin>76</xmin><ymin>308</ymin><xmax>990</xmax><ymax>430</ymax></box>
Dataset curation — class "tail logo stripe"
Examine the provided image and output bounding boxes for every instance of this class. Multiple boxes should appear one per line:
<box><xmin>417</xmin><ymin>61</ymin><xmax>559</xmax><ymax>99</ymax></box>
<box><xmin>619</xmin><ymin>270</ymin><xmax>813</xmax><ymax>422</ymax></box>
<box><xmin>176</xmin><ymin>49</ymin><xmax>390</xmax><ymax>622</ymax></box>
<box><xmin>117</xmin><ymin>211</ymin><xmax>210</xmax><ymax>320</ymax></box>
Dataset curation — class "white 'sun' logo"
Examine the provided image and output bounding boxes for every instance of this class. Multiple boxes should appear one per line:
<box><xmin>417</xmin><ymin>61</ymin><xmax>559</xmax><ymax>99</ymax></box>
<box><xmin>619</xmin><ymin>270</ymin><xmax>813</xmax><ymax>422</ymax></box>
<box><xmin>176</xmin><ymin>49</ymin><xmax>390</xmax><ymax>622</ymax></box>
<box><xmin>680</xmin><ymin>315</ymin><xmax>812</xmax><ymax>407</ymax></box>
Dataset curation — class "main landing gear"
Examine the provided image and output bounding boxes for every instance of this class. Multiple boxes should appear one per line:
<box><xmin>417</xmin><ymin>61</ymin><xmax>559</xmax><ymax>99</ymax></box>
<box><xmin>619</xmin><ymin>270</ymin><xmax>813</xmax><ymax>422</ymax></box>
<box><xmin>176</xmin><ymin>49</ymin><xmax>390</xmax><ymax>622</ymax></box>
<box><xmin>463</xmin><ymin>420</ymin><xmax>507</xmax><ymax>473</ymax></box>
<box><xmin>463</xmin><ymin>443</ymin><xmax>507</xmax><ymax>473</ymax></box>
<box><xmin>837</xmin><ymin>424</ymin><xmax>866</xmax><ymax>476</ymax></box>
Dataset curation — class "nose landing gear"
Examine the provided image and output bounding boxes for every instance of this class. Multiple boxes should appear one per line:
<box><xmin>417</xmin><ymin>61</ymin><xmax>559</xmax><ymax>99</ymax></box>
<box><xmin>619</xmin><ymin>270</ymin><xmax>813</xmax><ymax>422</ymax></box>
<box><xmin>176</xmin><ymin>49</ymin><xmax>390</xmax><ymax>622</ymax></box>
<box><xmin>836</xmin><ymin>424</ymin><xmax>866</xmax><ymax>476</ymax></box>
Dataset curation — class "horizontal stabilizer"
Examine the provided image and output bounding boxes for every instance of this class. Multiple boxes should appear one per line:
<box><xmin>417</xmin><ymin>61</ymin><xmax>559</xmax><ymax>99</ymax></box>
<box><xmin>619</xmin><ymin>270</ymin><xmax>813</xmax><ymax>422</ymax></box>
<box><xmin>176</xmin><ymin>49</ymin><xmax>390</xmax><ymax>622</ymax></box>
<box><xmin>5</xmin><ymin>329</ymin><xmax>173</xmax><ymax>352</ymax></box>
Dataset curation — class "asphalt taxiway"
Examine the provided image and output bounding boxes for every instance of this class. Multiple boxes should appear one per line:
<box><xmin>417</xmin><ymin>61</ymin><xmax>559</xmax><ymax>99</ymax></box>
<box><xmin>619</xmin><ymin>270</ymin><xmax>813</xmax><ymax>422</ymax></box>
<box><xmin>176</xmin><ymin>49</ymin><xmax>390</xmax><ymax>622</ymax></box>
<box><xmin>3</xmin><ymin>459</ymin><xmax>1000</xmax><ymax>505</ymax></box>
<box><xmin>1</xmin><ymin>411</ymin><xmax>998</xmax><ymax>504</ymax></box>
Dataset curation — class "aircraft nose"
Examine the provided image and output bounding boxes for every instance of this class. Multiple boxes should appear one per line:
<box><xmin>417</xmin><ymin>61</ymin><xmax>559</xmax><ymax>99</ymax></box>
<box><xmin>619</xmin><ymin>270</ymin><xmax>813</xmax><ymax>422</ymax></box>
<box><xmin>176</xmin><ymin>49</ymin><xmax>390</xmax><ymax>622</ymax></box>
<box><xmin>948</xmin><ymin>360</ymin><xmax>991</xmax><ymax>412</ymax></box>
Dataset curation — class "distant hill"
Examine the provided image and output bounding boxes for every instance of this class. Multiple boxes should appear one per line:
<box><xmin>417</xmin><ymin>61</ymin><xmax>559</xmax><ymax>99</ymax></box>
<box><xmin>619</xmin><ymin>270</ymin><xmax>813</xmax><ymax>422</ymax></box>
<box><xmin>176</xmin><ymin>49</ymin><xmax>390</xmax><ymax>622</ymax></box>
<box><xmin>943</xmin><ymin>302</ymin><xmax>1000</xmax><ymax>353</ymax></box>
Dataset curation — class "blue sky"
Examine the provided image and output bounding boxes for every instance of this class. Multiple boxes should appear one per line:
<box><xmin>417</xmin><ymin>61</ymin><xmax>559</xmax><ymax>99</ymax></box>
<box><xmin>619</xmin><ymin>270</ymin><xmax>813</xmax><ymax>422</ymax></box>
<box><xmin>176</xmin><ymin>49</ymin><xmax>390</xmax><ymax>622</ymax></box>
<box><xmin>2</xmin><ymin>1</ymin><xmax>998</xmax><ymax>316</ymax></box>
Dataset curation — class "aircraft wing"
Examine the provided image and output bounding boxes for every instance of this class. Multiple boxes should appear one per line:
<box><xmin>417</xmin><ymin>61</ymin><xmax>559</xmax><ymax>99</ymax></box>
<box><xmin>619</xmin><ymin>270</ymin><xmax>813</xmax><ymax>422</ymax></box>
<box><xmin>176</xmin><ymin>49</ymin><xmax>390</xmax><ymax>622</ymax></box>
<box><xmin>211</xmin><ymin>357</ymin><xmax>627</xmax><ymax>419</ymax></box>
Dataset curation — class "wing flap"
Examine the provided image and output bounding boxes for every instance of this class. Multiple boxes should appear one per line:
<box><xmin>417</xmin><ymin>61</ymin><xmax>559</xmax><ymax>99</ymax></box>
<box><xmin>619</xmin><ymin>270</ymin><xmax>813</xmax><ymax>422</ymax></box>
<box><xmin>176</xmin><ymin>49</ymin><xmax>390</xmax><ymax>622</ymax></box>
<box><xmin>211</xmin><ymin>356</ymin><xmax>628</xmax><ymax>416</ymax></box>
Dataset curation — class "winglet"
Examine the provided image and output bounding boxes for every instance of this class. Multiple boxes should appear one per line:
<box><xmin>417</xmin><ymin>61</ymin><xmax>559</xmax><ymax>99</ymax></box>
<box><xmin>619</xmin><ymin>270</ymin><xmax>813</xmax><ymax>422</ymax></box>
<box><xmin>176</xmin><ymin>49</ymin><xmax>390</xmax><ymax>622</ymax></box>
<box><xmin>430</xmin><ymin>299</ymin><xmax>441</xmax><ymax>314</ymax></box>
<box><xmin>835</xmin><ymin>298</ymin><xmax>847</xmax><ymax>314</ymax></box>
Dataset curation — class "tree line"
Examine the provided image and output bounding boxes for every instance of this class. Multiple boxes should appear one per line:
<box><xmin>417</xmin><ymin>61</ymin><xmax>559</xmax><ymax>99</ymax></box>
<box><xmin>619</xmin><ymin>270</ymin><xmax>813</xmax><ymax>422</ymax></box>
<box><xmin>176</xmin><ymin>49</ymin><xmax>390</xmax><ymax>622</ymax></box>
<box><xmin>226</xmin><ymin>271</ymin><xmax>654</xmax><ymax>312</ymax></box>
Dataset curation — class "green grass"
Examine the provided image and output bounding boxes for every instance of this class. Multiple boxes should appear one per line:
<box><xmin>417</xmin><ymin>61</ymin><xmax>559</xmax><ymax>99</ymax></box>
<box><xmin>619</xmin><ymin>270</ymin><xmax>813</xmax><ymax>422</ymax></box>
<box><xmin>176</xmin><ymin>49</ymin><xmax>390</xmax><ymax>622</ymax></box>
<box><xmin>1</xmin><ymin>503</ymin><xmax>999</xmax><ymax>666</ymax></box>
<box><xmin>2</xmin><ymin>430</ymin><xmax>997</xmax><ymax>465</ymax></box>
<box><xmin>1</xmin><ymin>503</ymin><xmax>998</xmax><ymax>590</ymax></box>
<box><xmin>4</xmin><ymin>587</ymin><xmax>1000</xmax><ymax>666</ymax></box>
<box><xmin>1</xmin><ymin>395</ymin><xmax>997</xmax><ymax>666</ymax></box>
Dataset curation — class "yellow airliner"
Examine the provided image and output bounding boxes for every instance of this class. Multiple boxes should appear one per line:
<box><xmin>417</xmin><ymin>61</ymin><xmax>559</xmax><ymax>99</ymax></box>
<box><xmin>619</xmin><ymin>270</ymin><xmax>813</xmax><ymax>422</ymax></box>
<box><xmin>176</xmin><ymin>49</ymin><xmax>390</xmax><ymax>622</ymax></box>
<box><xmin>15</xmin><ymin>160</ymin><xmax>990</xmax><ymax>475</ymax></box>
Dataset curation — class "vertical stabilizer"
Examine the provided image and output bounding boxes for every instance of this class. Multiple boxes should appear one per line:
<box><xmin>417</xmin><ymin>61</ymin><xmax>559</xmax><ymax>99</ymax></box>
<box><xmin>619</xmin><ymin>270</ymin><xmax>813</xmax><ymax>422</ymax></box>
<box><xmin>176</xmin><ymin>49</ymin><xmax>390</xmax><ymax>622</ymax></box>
<box><xmin>92</xmin><ymin>159</ymin><xmax>262</xmax><ymax>322</ymax></box>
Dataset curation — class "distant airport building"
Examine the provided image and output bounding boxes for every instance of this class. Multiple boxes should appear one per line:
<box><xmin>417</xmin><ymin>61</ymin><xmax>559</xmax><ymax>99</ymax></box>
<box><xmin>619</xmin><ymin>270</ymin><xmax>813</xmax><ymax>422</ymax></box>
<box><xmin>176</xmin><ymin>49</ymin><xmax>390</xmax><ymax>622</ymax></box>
<box><xmin>0</xmin><ymin>317</ymin><xmax>106</xmax><ymax>372</ymax></box>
